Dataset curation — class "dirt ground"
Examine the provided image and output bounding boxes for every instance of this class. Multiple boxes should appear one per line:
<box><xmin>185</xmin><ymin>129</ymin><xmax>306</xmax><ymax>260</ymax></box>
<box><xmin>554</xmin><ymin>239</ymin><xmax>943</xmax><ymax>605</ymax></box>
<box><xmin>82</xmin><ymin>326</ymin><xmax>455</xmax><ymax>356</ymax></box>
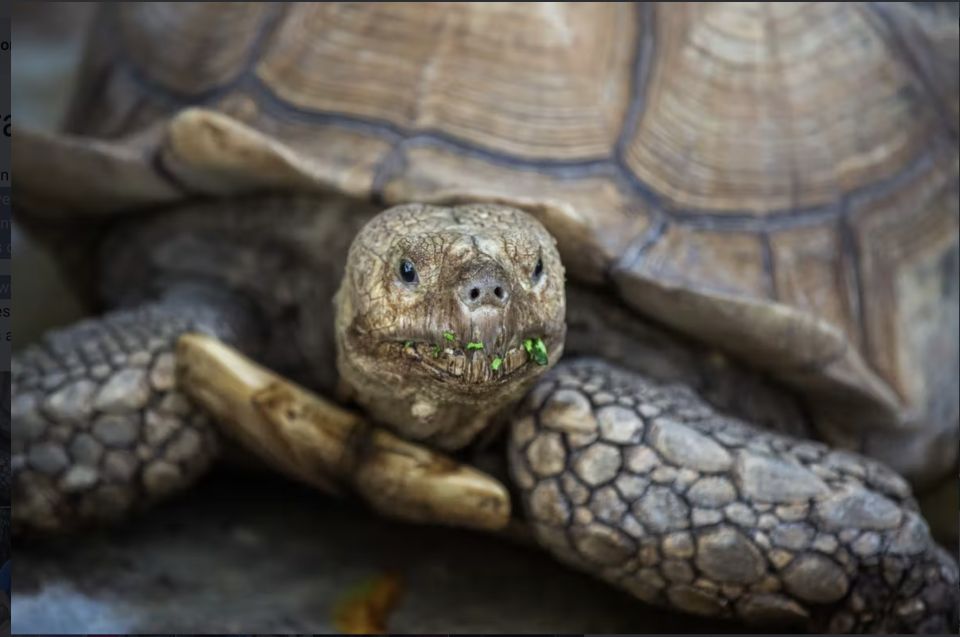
<box><xmin>14</xmin><ymin>469</ymin><xmax>753</xmax><ymax>633</ymax></box>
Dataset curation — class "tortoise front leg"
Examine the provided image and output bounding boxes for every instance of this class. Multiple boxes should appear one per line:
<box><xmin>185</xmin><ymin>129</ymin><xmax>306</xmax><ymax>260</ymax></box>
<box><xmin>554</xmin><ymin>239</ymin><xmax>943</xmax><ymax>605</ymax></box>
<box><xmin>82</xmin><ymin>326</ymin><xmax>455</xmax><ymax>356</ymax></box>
<box><xmin>11</xmin><ymin>285</ymin><xmax>260</xmax><ymax>534</ymax></box>
<box><xmin>176</xmin><ymin>334</ymin><xmax>510</xmax><ymax>532</ymax></box>
<box><xmin>509</xmin><ymin>359</ymin><xmax>958</xmax><ymax>633</ymax></box>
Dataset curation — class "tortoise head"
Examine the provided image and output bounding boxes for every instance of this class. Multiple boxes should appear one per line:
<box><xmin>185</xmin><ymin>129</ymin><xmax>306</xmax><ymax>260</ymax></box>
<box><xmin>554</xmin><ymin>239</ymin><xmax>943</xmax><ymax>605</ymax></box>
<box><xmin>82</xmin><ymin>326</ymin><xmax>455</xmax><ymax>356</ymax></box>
<box><xmin>334</xmin><ymin>203</ymin><xmax>566</xmax><ymax>449</ymax></box>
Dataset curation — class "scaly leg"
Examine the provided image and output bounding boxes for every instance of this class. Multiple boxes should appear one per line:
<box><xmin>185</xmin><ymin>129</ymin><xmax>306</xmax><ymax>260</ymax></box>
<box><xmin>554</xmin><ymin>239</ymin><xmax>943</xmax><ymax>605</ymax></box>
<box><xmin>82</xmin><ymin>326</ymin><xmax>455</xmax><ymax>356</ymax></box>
<box><xmin>11</xmin><ymin>286</ymin><xmax>260</xmax><ymax>534</ymax></box>
<box><xmin>176</xmin><ymin>334</ymin><xmax>510</xmax><ymax>532</ymax></box>
<box><xmin>510</xmin><ymin>359</ymin><xmax>958</xmax><ymax>633</ymax></box>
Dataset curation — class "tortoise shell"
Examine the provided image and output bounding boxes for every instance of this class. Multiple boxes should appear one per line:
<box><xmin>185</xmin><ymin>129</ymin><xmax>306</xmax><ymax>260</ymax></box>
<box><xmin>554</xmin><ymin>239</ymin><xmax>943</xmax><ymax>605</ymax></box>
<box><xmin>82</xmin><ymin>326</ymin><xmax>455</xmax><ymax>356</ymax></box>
<box><xmin>14</xmin><ymin>3</ymin><xmax>959</xmax><ymax>481</ymax></box>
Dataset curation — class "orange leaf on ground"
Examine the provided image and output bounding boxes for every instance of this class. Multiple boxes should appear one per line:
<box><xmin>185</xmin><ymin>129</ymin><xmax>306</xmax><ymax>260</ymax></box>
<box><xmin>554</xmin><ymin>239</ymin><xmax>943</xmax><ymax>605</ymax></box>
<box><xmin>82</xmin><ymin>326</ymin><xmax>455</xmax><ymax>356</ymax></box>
<box><xmin>332</xmin><ymin>571</ymin><xmax>404</xmax><ymax>634</ymax></box>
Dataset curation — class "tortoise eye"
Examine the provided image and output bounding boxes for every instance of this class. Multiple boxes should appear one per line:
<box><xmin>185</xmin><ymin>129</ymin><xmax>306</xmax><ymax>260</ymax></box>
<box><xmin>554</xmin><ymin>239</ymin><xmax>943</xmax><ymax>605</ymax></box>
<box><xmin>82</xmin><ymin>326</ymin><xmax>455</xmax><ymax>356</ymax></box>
<box><xmin>399</xmin><ymin>259</ymin><xmax>419</xmax><ymax>284</ymax></box>
<box><xmin>532</xmin><ymin>257</ymin><xmax>544</xmax><ymax>283</ymax></box>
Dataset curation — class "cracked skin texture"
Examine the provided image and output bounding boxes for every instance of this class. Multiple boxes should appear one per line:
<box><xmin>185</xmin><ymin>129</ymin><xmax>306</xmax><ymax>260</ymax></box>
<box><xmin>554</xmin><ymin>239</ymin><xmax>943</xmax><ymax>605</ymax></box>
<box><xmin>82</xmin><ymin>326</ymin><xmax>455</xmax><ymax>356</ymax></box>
<box><xmin>334</xmin><ymin>203</ymin><xmax>566</xmax><ymax>451</ymax></box>
<box><xmin>11</xmin><ymin>200</ymin><xmax>959</xmax><ymax>633</ymax></box>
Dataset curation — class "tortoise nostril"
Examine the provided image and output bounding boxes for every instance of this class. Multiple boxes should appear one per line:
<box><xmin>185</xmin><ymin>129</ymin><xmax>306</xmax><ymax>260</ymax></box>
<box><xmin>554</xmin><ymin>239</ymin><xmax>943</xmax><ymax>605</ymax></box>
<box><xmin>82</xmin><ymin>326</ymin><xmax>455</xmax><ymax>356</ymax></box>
<box><xmin>460</xmin><ymin>262</ymin><xmax>510</xmax><ymax>309</ymax></box>
<box><xmin>462</xmin><ymin>282</ymin><xmax>508</xmax><ymax>308</ymax></box>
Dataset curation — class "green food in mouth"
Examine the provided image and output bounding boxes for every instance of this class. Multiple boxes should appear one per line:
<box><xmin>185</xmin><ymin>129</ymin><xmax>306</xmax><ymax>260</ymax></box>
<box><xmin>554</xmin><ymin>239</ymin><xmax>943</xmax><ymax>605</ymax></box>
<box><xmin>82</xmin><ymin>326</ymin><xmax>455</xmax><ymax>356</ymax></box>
<box><xmin>405</xmin><ymin>336</ymin><xmax>546</xmax><ymax>368</ymax></box>
<box><xmin>523</xmin><ymin>337</ymin><xmax>549</xmax><ymax>366</ymax></box>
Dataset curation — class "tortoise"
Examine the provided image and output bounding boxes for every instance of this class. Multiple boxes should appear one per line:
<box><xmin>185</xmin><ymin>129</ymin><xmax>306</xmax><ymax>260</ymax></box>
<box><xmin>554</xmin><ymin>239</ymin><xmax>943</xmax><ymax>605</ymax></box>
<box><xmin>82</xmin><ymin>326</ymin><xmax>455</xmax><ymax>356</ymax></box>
<box><xmin>11</xmin><ymin>2</ymin><xmax>960</xmax><ymax>633</ymax></box>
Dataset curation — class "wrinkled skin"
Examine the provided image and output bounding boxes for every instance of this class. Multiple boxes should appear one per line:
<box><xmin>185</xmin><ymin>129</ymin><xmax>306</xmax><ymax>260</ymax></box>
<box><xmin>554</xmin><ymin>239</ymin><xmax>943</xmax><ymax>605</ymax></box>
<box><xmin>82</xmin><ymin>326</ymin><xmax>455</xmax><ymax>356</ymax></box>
<box><xmin>335</xmin><ymin>203</ymin><xmax>566</xmax><ymax>450</ymax></box>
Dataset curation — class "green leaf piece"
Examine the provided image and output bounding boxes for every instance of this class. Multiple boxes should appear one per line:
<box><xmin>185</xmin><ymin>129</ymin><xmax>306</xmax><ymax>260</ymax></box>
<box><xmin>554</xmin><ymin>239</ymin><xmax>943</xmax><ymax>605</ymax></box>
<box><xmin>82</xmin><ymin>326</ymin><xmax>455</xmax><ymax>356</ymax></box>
<box><xmin>529</xmin><ymin>337</ymin><xmax>549</xmax><ymax>366</ymax></box>
<box><xmin>491</xmin><ymin>357</ymin><xmax>503</xmax><ymax>371</ymax></box>
<box><xmin>523</xmin><ymin>338</ymin><xmax>534</xmax><ymax>354</ymax></box>
<box><xmin>443</xmin><ymin>331</ymin><xmax>456</xmax><ymax>342</ymax></box>
<box><xmin>466</xmin><ymin>341</ymin><xmax>484</xmax><ymax>351</ymax></box>
<box><xmin>403</xmin><ymin>340</ymin><xmax>414</xmax><ymax>349</ymax></box>
<box><xmin>432</xmin><ymin>344</ymin><xmax>442</xmax><ymax>358</ymax></box>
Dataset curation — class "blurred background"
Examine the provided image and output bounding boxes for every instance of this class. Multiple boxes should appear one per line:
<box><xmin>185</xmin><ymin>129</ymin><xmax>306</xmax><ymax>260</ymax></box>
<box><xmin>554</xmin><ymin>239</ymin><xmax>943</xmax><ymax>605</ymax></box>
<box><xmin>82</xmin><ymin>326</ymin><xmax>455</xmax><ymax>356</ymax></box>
<box><xmin>10</xmin><ymin>2</ymin><xmax>958</xmax><ymax>634</ymax></box>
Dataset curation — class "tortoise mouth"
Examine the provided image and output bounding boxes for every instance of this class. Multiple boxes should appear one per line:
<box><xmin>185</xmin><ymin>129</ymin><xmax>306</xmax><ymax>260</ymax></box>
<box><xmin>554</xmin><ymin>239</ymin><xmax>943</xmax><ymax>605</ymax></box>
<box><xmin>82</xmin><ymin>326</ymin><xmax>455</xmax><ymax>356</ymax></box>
<box><xmin>366</xmin><ymin>332</ymin><xmax>561</xmax><ymax>390</ymax></box>
<box><xmin>398</xmin><ymin>340</ymin><xmax>535</xmax><ymax>383</ymax></box>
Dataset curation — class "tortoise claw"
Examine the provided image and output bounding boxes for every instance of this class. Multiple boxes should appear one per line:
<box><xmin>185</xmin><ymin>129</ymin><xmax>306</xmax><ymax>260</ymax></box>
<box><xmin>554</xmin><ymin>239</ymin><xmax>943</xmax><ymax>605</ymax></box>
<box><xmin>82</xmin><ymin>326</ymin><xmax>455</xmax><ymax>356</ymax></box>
<box><xmin>176</xmin><ymin>333</ymin><xmax>511</xmax><ymax>532</ymax></box>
